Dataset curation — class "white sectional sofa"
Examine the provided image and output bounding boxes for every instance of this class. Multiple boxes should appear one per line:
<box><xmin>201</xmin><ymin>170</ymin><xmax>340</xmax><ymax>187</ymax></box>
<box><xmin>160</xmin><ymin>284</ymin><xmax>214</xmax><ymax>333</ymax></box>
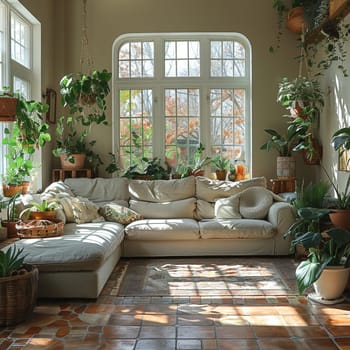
<box><xmin>3</xmin><ymin>176</ymin><xmax>295</xmax><ymax>298</ymax></box>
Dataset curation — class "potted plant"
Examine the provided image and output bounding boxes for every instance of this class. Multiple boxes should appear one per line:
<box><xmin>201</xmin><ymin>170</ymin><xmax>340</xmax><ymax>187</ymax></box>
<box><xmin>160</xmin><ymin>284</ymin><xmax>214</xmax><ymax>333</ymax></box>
<box><xmin>211</xmin><ymin>155</ymin><xmax>230</xmax><ymax>180</ymax></box>
<box><xmin>0</xmin><ymin>245</ymin><xmax>38</xmax><ymax>326</ymax></box>
<box><xmin>271</xmin><ymin>0</ymin><xmax>306</xmax><ymax>52</ymax></box>
<box><xmin>105</xmin><ymin>152</ymin><xmax>120</xmax><ymax>177</ymax></box>
<box><xmin>53</xmin><ymin>69</ymin><xmax>111</xmax><ymax>172</ymax></box>
<box><xmin>60</xmin><ymin>69</ymin><xmax>112</xmax><ymax>125</ymax></box>
<box><xmin>325</xmin><ymin>126</ymin><xmax>350</xmax><ymax>229</ymax></box>
<box><xmin>20</xmin><ymin>199</ymin><xmax>60</xmax><ymax>221</ymax></box>
<box><xmin>288</xmin><ymin>207</ymin><xmax>350</xmax><ymax>302</ymax></box>
<box><xmin>1</xmin><ymin>92</ymin><xmax>50</xmax><ymax>194</ymax></box>
<box><xmin>2</xmin><ymin>192</ymin><xmax>22</xmax><ymax>238</ymax></box>
<box><xmin>260</xmin><ymin>128</ymin><xmax>299</xmax><ymax>179</ymax></box>
<box><xmin>122</xmin><ymin>157</ymin><xmax>170</xmax><ymax>180</ymax></box>
<box><xmin>190</xmin><ymin>143</ymin><xmax>211</xmax><ymax>176</ymax></box>
<box><xmin>277</xmin><ymin>76</ymin><xmax>324</xmax><ymax>118</ymax></box>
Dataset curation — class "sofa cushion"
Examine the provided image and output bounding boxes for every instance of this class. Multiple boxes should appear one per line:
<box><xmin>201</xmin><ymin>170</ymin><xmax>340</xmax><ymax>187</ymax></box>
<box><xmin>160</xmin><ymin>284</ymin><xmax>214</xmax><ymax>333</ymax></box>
<box><xmin>129</xmin><ymin>176</ymin><xmax>195</xmax><ymax>202</ymax></box>
<box><xmin>196</xmin><ymin>199</ymin><xmax>215</xmax><ymax>219</ymax></box>
<box><xmin>125</xmin><ymin>218</ymin><xmax>200</xmax><ymax>240</ymax></box>
<box><xmin>214</xmin><ymin>196</ymin><xmax>241</xmax><ymax>219</ymax></box>
<box><xmin>99</xmin><ymin>202</ymin><xmax>143</xmax><ymax>224</ymax></box>
<box><xmin>64</xmin><ymin>177</ymin><xmax>130</xmax><ymax>202</ymax></box>
<box><xmin>199</xmin><ymin>219</ymin><xmax>275</xmax><ymax>239</ymax></box>
<box><xmin>129</xmin><ymin>197</ymin><xmax>196</xmax><ymax>219</ymax></box>
<box><xmin>43</xmin><ymin>181</ymin><xmax>74</xmax><ymax>196</ymax></box>
<box><xmin>196</xmin><ymin>176</ymin><xmax>266</xmax><ymax>203</ymax></box>
<box><xmin>5</xmin><ymin>222</ymin><xmax>124</xmax><ymax>272</ymax></box>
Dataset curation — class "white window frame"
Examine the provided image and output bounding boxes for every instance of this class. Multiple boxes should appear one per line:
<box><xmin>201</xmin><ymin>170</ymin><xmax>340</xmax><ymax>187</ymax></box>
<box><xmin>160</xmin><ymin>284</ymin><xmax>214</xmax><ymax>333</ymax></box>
<box><xmin>112</xmin><ymin>33</ymin><xmax>252</xmax><ymax>171</ymax></box>
<box><xmin>0</xmin><ymin>0</ymin><xmax>42</xmax><ymax>190</ymax></box>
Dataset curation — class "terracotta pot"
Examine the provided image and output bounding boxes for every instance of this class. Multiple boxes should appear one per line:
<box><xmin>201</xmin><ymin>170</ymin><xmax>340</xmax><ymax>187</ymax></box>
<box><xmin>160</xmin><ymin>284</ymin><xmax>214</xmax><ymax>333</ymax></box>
<box><xmin>59</xmin><ymin>153</ymin><xmax>86</xmax><ymax>170</ymax></box>
<box><xmin>215</xmin><ymin>170</ymin><xmax>227</xmax><ymax>181</ymax></box>
<box><xmin>286</xmin><ymin>6</ymin><xmax>306</xmax><ymax>34</ymax></box>
<box><xmin>21</xmin><ymin>181</ymin><xmax>30</xmax><ymax>194</ymax></box>
<box><xmin>191</xmin><ymin>169</ymin><xmax>205</xmax><ymax>177</ymax></box>
<box><xmin>30</xmin><ymin>211</ymin><xmax>57</xmax><ymax>221</ymax></box>
<box><xmin>2</xmin><ymin>221</ymin><xmax>18</xmax><ymax>238</ymax></box>
<box><xmin>0</xmin><ymin>97</ymin><xmax>17</xmax><ymax>121</ymax></box>
<box><xmin>329</xmin><ymin>209</ymin><xmax>350</xmax><ymax>230</ymax></box>
<box><xmin>2</xmin><ymin>184</ymin><xmax>23</xmax><ymax>198</ymax></box>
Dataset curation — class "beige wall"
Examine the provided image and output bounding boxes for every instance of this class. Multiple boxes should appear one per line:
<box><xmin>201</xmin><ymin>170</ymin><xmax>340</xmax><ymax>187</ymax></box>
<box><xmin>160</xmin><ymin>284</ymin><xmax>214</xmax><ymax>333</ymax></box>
<box><xmin>21</xmin><ymin>0</ymin><xmax>323</xmax><ymax>187</ymax></box>
<box><xmin>317</xmin><ymin>14</ymin><xmax>350</xmax><ymax>196</ymax></box>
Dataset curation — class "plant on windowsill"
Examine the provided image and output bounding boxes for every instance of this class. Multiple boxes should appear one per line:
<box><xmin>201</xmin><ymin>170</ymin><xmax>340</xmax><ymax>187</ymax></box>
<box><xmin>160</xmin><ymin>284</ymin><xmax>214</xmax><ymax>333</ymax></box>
<box><xmin>53</xmin><ymin>69</ymin><xmax>111</xmax><ymax>173</ymax></box>
<box><xmin>190</xmin><ymin>143</ymin><xmax>211</xmax><ymax>176</ymax></box>
<box><xmin>0</xmin><ymin>245</ymin><xmax>38</xmax><ymax>326</ymax></box>
<box><xmin>122</xmin><ymin>157</ymin><xmax>170</xmax><ymax>180</ymax></box>
<box><xmin>211</xmin><ymin>155</ymin><xmax>230</xmax><ymax>180</ymax></box>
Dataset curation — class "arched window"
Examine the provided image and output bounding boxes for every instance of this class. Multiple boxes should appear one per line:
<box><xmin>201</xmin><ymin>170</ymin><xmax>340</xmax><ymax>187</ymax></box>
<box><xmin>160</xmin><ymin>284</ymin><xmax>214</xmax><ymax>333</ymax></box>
<box><xmin>113</xmin><ymin>33</ymin><xmax>251</xmax><ymax>173</ymax></box>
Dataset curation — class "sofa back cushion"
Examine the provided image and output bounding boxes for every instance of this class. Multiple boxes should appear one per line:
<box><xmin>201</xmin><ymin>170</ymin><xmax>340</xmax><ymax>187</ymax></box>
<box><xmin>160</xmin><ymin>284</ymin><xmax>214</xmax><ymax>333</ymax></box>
<box><xmin>129</xmin><ymin>176</ymin><xmax>195</xmax><ymax>203</ymax></box>
<box><xmin>196</xmin><ymin>176</ymin><xmax>267</xmax><ymax>202</ymax></box>
<box><xmin>129</xmin><ymin>197</ymin><xmax>197</xmax><ymax>219</ymax></box>
<box><xmin>64</xmin><ymin>177</ymin><xmax>129</xmax><ymax>203</ymax></box>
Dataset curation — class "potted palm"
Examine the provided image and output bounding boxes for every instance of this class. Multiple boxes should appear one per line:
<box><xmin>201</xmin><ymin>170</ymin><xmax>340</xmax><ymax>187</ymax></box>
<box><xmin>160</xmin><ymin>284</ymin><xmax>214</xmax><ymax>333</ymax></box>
<box><xmin>0</xmin><ymin>245</ymin><xmax>38</xmax><ymax>326</ymax></box>
<box><xmin>211</xmin><ymin>155</ymin><xmax>230</xmax><ymax>180</ymax></box>
<box><xmin>288</xmin><ymin>207</ymin><xmax>350</xmax><ymax>303</ymax></box>
<box><xmin>190</xmin><ymin>143</ymin><xmax>211</xmax><ymax>176</ymax></box>
<box><xmin>260</xmin><ymin>128</ymin><xmax>299</xmax><ymax>179</ymax></box>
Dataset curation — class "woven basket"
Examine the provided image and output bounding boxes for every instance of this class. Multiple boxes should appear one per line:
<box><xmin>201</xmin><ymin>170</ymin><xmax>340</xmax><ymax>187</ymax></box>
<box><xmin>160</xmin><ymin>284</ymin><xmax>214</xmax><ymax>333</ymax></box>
<box><xmin>16</xmin><ymin>219</ymin><xmax>64</xmax><ymax>239</ymax></box>
<box><xmin>0</xmin><ymin>264</ymin><xmax>38</xmax><ymax>326</ymax></box>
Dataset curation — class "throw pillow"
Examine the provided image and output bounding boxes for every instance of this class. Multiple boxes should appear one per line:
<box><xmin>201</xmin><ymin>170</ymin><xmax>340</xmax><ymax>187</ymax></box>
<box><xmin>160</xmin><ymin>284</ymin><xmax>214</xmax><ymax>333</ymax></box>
<box><xmin>215</xmin><ymin>195</ymin><xmax>242</xmax><ymax>219</ymax></box>
<box><xmin>71</xmin><ymin>197</ymin><xmax>102</xmax><ymax>224</ymax></box>
<box><xmin>239</xmin><ymin>187</ymin><xmax>274</xmax><ymax>219</ymax></box>
<box><xmin>99</xmin><ymin>203</ymin><xmax>143</xmax><ymax>225</ymax></box>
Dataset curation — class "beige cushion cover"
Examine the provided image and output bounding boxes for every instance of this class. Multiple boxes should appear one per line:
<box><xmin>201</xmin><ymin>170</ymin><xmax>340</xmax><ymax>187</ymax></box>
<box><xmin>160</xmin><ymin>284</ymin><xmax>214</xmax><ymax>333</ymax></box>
<box><xmin>199</xmin><ymin>219</ymin><xmax>275</xmax><ymax>239</ymax></box>
<box><xmin>215</xmin><ymin>196</ymin><xmax>241</xmax><ymax>219</ymax></box>
<box><xmin>196</xmin><ymin>199</ymin><xmax>215</xmax><ymax>219</ymax></box>
<box><xmin>10</xmin><ymin>222</ymin><xmax>124</xmax><ymax>272</ymax></box>
<box><xmin>64</xmin><ymin>177</ymin><xmax>130</xmax><ymax>202</ymax></box>
<box><xmin>125</xmin><ymin>219</ymin><xmax>200</xmax><ymax>240</ymax></box>
<box><xmin>129</xmin><ymin>197</ymin><xmax>196</xmax><ymax>219</ymax></box>
<box><xmin>129</xmin><ymin>176</ymin><xmax>195</xmax><ymax>202</ymax></box>
<box><xmin>196</xmin><ymin>176</ymin><xmax>266</xmax><ymax>202</ymax></box>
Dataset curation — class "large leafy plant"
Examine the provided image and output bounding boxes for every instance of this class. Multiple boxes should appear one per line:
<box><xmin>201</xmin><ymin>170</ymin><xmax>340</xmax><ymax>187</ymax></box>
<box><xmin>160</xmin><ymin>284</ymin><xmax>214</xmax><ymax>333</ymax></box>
<box><xmin>287</xmin><ymin>207</ymin><xmax>350</xmax><ymax>295</ymax></box>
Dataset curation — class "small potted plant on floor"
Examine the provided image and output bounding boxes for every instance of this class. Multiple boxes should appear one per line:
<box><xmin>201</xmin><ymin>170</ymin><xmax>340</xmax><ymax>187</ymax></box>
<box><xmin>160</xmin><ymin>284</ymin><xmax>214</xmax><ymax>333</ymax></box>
<box><xmin>288</xmin><ymin>207</ymin><xmax>350</xmax><ymax>303</ymax></box>
<box><xmin>2</xmin><ymin>192</ymin><xmax>22</xmax><ymax>238</ymax></box>
<box><xmin>0</xmin><ymin>245</ymin><xmax>38</xmax><ymax>326</ymax></box>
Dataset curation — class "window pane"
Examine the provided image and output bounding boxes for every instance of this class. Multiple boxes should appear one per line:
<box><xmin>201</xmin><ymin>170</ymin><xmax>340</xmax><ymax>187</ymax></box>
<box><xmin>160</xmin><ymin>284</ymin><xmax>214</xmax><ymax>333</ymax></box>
<box><xmin>13</xmin><ymin>76</ymin><xmax>30</xmax><ymax>99</ymax></box>
<box><xmin>10</xmin><ymin>11</ymin><xmax>30</xmax><ymax>68</ymax></box>
<box><xmin>118</xmin><ymin>41</ymin><xmax>154</xmax><ymax>78</ymax></box>
<box><xmin>164</xmin><ymin>88</ymin><xmax>200</xmax><ymax>167</ymax></box>
<box><xmin>164</xmin><ymin>40</ymin><xmax>200</xmax><ymax>77</ymax></box>
<box><xmin>210</xmin><ymin>88</ymin><xmax>246</xmax><ymax>162</ymax></box>
<box><xmin>119</xmin><ymin>89</ymin><xmax>153</xmax><ymax>170</ymax></box>
<box><xmin>210</xmin><ymin>40</ymin><xmax>246</xmax><ymax>77</ymax></box>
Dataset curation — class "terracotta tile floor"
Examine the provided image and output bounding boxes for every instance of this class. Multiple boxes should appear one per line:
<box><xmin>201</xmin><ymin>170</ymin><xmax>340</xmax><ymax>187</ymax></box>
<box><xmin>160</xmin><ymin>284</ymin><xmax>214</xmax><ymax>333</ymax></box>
<box><xmin>1</xmin><ymin>257</ymin><xmax>350</xmax><ymax>350</ymax></box>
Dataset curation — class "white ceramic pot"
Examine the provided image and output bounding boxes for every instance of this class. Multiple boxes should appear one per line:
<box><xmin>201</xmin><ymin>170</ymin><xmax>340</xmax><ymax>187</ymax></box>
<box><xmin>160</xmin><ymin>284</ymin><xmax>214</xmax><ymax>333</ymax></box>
<box><xmin>313</xmin><ymin>266</ymin><xmax>350</xmax><ymax>300</ymax></box>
